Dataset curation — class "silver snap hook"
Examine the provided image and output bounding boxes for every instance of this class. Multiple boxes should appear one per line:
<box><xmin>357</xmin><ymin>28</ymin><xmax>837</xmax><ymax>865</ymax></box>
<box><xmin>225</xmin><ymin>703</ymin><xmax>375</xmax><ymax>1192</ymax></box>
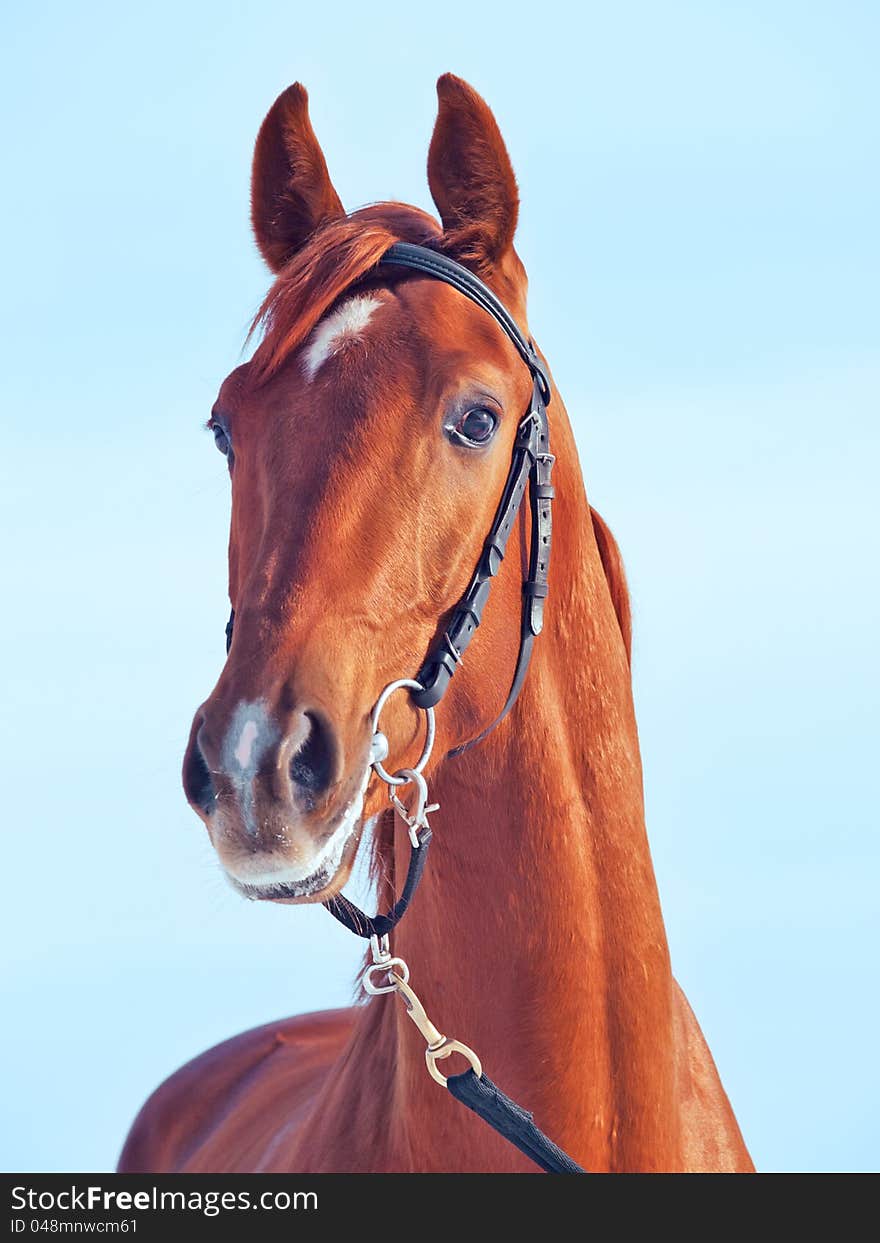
<box><xmin>388</xmin><ymin>768</ymin><xmax>440</xmax><ymax>848</ymax></box>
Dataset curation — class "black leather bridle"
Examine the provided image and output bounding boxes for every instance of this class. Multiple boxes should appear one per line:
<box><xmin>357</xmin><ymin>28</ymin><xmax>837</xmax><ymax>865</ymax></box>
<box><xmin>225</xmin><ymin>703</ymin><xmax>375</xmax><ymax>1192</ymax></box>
<box><xmin>225</xmin><ymin>240</ymin><xmax>555</xmax><ymax>754</ymax></box>
<box><xmin>379</xmin><ymin>244</ymin><xmax>555</xmax><ymax>752</ymax></box>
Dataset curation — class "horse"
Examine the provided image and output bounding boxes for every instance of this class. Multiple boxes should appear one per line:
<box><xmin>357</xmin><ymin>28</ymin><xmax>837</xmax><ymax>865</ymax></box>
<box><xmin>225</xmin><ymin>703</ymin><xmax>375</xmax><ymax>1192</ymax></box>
<box><xmin>118</xmin><ymin>74</ymin><xmax>753</xmax><ymax>1173</ymax></box>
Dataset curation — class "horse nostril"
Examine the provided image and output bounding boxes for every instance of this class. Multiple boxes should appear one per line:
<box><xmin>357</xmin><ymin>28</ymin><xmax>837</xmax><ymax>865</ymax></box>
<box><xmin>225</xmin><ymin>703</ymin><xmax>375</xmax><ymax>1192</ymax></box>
<box><xmin>183</xmin><ymin>732</ymin><xmax>216</xmax><ymax>815</ymax></box>
<box><xmin>289</xmin><ymin>711</ymin><xmax>336</xmax><ymax>807</ymax></box>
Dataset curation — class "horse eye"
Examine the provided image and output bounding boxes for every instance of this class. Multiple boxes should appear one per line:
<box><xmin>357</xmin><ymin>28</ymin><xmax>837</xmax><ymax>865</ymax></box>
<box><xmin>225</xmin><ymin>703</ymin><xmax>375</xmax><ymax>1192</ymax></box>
<box><xmin>212</xmin><ymin>423</ymin><xmax>230</xmax><ymax>456</ymax></box>
<box><xmin>449</xmin><ymin>407</ymin><xmax>498</xmax><ymax>447</ymax></box>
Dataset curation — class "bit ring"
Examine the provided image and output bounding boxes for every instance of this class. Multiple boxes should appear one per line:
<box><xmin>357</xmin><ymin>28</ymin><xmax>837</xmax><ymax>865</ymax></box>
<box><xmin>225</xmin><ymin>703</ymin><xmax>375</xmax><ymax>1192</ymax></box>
<box><xmin>370</xmin><ymin>679</ymin><xmax>435</xmax><ymax>786</ymax></box>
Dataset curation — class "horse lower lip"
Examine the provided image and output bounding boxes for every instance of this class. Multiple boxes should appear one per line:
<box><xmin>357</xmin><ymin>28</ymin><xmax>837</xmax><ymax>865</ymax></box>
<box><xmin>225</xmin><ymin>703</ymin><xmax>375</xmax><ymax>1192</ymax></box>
<box><xmin>221</xmin><ymin>803</ymin><xmax>361</xmax><ymax>900</ymax></box>
<box><xmin>230</xmin><ymin>871</ymin><xmax>335</xmax><ymax>902</ymax></box>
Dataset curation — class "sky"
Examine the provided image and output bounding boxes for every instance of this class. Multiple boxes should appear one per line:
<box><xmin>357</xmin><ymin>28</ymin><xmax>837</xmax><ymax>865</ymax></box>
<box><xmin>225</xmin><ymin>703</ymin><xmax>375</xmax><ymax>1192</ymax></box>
<box><xmin>1</xmin><ymin>1</ymin><xmax>877</xmax><ymax>1173</ymax></box>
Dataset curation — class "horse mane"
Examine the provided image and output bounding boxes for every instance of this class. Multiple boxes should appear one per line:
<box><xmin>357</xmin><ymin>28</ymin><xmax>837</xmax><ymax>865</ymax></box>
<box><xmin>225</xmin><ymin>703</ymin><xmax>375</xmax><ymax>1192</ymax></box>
<box><xmin>590</xmin><ymin>505</ymin><xmax>632</xmax><ymax>665</ymax></box>
<box><xmin>250</xmin><ymin>203</ymin><xmax>441</xmax><ymax>381</ymax></box>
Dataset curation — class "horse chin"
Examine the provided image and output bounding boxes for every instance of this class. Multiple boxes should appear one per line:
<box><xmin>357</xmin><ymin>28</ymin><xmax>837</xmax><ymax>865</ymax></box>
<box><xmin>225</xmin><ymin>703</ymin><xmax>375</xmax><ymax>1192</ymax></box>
<box><xmin>224</xmin><ymin>828</ymin><xmax>361</xmax><ymax>903</ymax></box>
<box><xmin>222</xmin><ymin>816</ymin><xmax>362</xmax><ymax>904</ymax></box>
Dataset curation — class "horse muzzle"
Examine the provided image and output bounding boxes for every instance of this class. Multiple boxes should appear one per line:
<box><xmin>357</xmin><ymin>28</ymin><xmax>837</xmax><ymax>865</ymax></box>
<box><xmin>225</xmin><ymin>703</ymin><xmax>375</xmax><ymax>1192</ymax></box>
<box><xmin>182</xmin><ymin>696</ymin><xmax>370</xmax><ymax>902</ymax></box>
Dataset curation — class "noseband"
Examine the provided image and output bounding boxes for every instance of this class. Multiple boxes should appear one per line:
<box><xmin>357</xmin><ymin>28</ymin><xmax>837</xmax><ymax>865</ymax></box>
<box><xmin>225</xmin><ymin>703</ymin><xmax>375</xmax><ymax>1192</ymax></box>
<box><xmin>225</xmin><ymin>241</ymin><xmax>556</xmax><ymax>754</ymax></box>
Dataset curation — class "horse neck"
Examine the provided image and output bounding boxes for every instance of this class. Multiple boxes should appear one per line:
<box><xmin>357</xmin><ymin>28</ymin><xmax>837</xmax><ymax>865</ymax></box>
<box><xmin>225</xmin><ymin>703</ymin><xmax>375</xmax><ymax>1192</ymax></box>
<box><xmin>303</xmin><ymin>419</ymin><xmax>682</xmax><ymax>1171</ymax></box>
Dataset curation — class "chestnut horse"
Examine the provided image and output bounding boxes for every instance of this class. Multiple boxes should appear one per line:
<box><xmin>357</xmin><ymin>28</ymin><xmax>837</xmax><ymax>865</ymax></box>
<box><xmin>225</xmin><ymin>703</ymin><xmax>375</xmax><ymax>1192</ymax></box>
<box><xmin>119</xmin><ymin>75</ymin><xmax>753</xmax><ymax>1173</ymax></box>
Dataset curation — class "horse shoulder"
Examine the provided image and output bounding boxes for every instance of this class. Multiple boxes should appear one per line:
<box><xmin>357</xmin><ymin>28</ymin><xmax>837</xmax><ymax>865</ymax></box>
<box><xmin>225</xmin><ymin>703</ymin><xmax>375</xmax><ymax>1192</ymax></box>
<box><xmin>672</xmin><ymin>980</ymin><xmax>754</xmax><ymax>1171</ymax></box>
<box><xmin>117</xmin><ymin>1007</ymin><xmax>357</xmax><ymax>1173</ymax></box>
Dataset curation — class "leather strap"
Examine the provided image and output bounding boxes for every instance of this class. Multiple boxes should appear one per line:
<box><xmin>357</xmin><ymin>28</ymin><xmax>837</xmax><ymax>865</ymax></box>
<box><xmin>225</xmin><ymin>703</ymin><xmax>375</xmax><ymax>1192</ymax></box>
<box><xmin>378</xmin><ymin>243</ymin><xmax>551</xmax><ymax>402</ymax></box>
<box><xmin>446</xmin><ymin>1069</ymin><xmax>586</xmax><ymax>1174</ymax></box>
<box><xmin>409</xmin><ymin>386</ymin><xmax>543</xmax><ymax>710</ymax></box>
<box><xmin>323</xmin><ymin>825</ymin><xmax>432</xmax><ymax>939</ymax></box>
<box><xmin>447</xmin><ymin>381</ymin><xmax>554</xmax><ymax>756</ymax></box>
<box><xmin>378</xmin><ymin>244</ymin><xmax>555</xmax><ymax>745</ymax></box>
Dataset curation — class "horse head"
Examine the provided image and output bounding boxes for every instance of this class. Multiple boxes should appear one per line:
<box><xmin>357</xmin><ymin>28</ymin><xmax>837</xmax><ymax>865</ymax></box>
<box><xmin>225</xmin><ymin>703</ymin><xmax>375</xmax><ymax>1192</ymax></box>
<box><xmin>182</xmin><ymin>76</ymin><xmax>555</xmax><ymax>903</ymax></box>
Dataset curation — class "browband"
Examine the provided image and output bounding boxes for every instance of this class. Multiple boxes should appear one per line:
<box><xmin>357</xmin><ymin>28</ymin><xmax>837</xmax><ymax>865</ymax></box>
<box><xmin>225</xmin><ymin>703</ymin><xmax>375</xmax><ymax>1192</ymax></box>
<box><xmin>378</xmin><ymin>243</ymin><xmax>551</xmax><ymax>403</ymax></box>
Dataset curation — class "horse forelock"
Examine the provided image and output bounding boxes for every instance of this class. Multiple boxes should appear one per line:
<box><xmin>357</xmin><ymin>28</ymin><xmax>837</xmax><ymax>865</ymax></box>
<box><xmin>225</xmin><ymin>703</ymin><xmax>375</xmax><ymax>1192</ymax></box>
<box><xmin>249</xmin><ymin>203</ymin><xmax>442</xmax><ymax>382</ymax></box>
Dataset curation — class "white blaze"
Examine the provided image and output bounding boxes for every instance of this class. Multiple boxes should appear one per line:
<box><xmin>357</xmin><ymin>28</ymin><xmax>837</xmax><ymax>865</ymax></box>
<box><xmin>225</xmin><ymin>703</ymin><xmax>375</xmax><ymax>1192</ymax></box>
<box><xmin>234</xmin><ymin>718</ymin><xmax>259</xmax><ymax>769</ymax></box>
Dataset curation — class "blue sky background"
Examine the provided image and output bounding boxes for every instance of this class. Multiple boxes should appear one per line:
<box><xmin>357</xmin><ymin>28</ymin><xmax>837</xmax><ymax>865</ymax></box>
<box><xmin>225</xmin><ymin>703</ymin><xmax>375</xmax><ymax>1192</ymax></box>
<box><xmin>1</xmin><ymin>1</ymin><xmax>877</xmax><ymax>1172</ymax></box>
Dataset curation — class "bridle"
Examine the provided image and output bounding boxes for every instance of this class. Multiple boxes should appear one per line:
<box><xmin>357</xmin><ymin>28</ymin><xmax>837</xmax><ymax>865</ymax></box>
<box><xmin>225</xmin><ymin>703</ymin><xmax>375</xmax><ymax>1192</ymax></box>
<box><xmin>222</xmin><ymin>241</ymin><xmax>583</xmax><ymax>1172</ymax></box>
<box><xmin>378</xmin><ymin>244</ymin><xmax>555</xmax><ymax>751</ymax></box>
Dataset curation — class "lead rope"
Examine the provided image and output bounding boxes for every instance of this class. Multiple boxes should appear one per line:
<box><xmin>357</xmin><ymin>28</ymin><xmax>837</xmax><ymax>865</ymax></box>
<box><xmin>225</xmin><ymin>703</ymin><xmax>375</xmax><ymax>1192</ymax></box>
<box><xmin>323</xmin><ymin>680</ymin><xmax>586</xmax><ymax>1175</ymax></box>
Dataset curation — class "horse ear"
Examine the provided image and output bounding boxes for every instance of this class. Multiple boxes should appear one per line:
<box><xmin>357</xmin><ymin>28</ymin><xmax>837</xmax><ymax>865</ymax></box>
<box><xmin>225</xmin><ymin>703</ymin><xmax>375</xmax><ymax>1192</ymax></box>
<box><xmin>427</xmin><ymin>74</ymin><xmax>519</xmax><ymax>272</ymax></box>
<box><xmin>251</xmin><ymin>84</ymin><xmax>345</xmax><ymax>272</ymax></box>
